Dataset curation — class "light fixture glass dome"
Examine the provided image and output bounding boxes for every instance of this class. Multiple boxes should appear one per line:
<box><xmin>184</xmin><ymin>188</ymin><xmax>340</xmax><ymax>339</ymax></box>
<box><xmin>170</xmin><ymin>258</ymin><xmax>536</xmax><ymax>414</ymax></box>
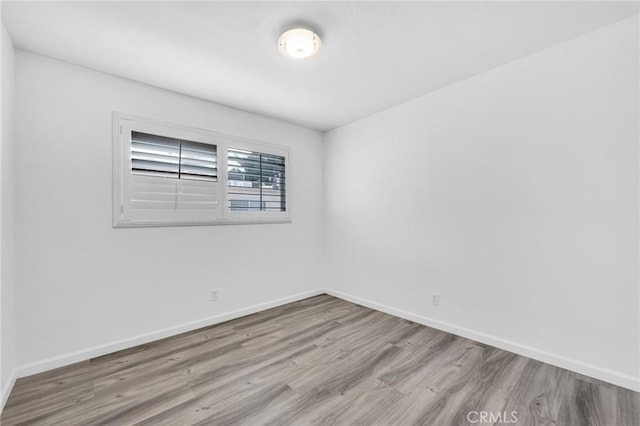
<box><xmin>278</xmin><ymin>28</ymin><xmax>321</xmax><ymax>59</ymax></box>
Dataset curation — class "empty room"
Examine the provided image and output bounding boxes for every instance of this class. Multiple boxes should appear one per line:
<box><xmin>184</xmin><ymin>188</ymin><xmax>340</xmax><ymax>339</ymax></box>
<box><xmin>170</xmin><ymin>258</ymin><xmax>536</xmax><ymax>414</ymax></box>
<box><xmin>0</xmin><ymin>1</ymin><xmax>638</xmax><ymax>425</ymax></box>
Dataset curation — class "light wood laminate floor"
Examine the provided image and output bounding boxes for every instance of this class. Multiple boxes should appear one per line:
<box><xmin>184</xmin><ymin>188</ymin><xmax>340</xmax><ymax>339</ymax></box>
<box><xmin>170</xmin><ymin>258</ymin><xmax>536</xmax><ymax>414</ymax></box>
<box><xmin>2</xmin><ymin>295</ymin><xmax>638</xmax><ymax>425</ymax></box>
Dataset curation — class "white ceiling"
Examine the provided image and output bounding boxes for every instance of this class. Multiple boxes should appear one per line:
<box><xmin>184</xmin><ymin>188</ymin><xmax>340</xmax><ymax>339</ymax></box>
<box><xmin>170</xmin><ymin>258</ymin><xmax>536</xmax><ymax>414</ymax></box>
<box><xmin>3</xmin><ymin>1</ymin><xmax>638</xmax><ymax>131</ymax></box>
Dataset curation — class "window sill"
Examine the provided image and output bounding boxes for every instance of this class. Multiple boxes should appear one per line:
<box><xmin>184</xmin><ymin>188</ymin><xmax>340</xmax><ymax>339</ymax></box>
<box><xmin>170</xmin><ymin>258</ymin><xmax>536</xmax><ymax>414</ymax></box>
<box><xmin>113</xmin><ymin>217</ymin><xmax>292</xmax><ymax>228</ymax></box>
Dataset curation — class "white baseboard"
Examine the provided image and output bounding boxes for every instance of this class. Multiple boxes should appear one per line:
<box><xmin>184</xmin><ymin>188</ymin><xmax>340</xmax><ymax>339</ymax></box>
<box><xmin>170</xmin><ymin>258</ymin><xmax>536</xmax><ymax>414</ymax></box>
<box><xmin>14</xmin><ymin>289</ymin><xmax>324</xmax><ymax>379</ymax></box>
<box><xmin>0</xmin><ymin>369</ymin><xmax>17</xmax><ymax>413</ymax></box>
<box><xmin>9</xmin><ymin>287</ymin><xmax>639</xmax><ymax>398</ymax></box>
<box><xmin>324</xmin><ymin>288</ymin><xmax>640</xmax><ymax>393</ymax></box>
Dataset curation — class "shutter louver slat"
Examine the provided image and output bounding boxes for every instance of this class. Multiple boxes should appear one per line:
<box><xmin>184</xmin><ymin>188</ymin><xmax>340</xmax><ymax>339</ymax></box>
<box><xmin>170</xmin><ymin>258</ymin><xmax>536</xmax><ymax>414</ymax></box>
<box><xmin>132</xmin><ymin>160</ymin><xmax>180</xmax><ymax>175</ymax></box>
<box><xmin>131</xmin><ymin>132</ymin><xmax>180</xmax><ymax>178</ymax></box>
<box><xmin>177</xmin><ymin>179</ymin><xmax>218</xmax><ymax>212</ymax></box>
<box><xmin>180</xmin><ymin>140</ymin><xmax>217</xmax><ymax>182</ymax></box>
<box><xmin>131</xmin><ymin>174</ymin><xmax>178</xmax><ymax>210</ymax></box>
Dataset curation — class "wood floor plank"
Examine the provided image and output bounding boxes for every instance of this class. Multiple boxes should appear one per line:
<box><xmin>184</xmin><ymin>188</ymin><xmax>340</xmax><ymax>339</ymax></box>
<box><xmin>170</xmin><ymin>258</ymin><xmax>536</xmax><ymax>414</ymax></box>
<box><xmin>377</xmin><ymin>332</ymin><xmax>461</xmax><ymax>390</ymax></box>
<box><xmin>497</xmin><ymin>359</ymin><xmax>572</xmax><ymax>426</ymax></box>
<box><xmin>616</xmin><ymin>384</ymin><xmax>640</xmax><ymax>426</ymax></box>
<box><xmin>557</xmin><ymin>378</ymin><xmax>618</xmax><ymax>426</ymax></box>
<box><xmin>313</xmin><ymin>380</ymin><xmax>405</xmax><ymax>426</ymax></box>
<box><xmin>1</xmin><ymin>294</ymin><xmax>636</xmax><ymax>425</ymax></box>
<box><xmin>0</xmin><ymin>380</ymin><xmax>94</xmax><ymax>425</ymax></box>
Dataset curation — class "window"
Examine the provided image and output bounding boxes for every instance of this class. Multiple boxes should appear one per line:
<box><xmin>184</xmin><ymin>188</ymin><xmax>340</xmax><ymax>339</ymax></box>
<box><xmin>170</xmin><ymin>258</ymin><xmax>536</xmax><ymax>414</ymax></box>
<box><xmin>227</xmin><ymin>149</ymin><xmax>286</xmax><ymax>212</ymax></box>
<box><xmin>113</xmin><ymin>113</ymin><xmax>290</xmax><ymax>227</ymax></box>
<box><xmin>221</xmin><ymin>138</ymin><xmax>290</xmax><ymax>222</ymax></box>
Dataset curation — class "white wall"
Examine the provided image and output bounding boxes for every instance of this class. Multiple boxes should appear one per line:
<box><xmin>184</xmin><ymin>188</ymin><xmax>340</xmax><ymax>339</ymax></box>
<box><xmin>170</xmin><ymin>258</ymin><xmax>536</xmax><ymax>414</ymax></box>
<box><xmin>13</xmin><ymin>51</ymin><xmax>323</xmax><ymax>369</ymax></box>
<box><xmin>324</xmin><ymin>16</ymin><xmax>639</xmax><ymax>390</ymax></box>
<box><xmin>0</xmin><ymin>17</ymin><xmax>16</xmax><ymax>407</ymax></box>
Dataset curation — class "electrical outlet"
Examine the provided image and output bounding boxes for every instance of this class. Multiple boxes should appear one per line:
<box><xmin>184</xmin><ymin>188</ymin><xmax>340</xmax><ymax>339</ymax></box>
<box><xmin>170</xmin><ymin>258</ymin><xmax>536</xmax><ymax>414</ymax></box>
<box><xmin>210</xmin><ymin>290</ymin><xmax>218</xmax><ymax>302</ymax></box>
<box><xmin>432</xmin><ymin>294</ymin><xmax>440</xmax><ymax>306</ymax></box>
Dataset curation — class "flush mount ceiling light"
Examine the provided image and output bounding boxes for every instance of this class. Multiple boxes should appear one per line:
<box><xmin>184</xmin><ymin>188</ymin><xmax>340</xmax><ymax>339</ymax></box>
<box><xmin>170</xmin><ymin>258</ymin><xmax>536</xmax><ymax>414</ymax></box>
<box><xmin>278</xmin><ymin>28</ymin><xmax>321</xmax><ymax>59</ymax></box>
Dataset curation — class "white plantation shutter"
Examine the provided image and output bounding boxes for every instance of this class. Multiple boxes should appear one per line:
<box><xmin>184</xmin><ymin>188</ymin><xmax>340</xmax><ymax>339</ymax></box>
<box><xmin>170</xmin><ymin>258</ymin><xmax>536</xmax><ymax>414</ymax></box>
<box><xmin>130</xmin><ymin>134</ymin><xmax>219</xmax><ymax>214</ymax></box>
<box><xmin>117</xmin><ymin>118</ymin><xmax>222</xmax><ymax>226</ymax></box>
<box><xmin>128</xmin><ymin>132</ymin><xmax>219</xmax><ymax>219</ymax></box>
<box><xmin>114</xmin><ymin>114</ymin><xmax>290</xmax><ymax>227</ymax></box>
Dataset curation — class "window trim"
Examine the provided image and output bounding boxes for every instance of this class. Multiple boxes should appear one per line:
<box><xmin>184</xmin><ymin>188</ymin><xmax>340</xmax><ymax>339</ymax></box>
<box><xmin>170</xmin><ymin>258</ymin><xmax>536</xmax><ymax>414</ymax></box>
<box><xmin>113</xmin><ymin>112</ymin><xmax>292</xmax><ymax>227</ymax></box>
